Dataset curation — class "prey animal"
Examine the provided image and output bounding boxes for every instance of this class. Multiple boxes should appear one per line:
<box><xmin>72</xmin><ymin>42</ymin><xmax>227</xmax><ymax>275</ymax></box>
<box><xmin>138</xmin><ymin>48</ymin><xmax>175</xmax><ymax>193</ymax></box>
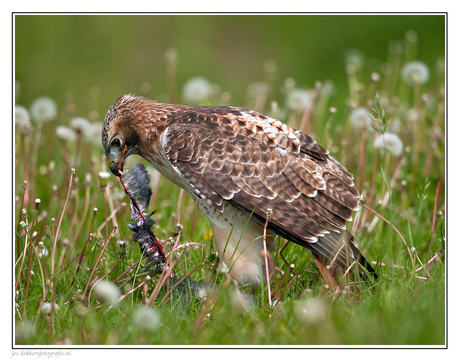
<box><xmin>121</xmin><ymin>163</ymin><xmax>166</xmax><ymax>272</ymax></box>
<box><xmin>102</xmin><ymin>94</ymin><xmax>377</xmax><ymax>288</ymax></box>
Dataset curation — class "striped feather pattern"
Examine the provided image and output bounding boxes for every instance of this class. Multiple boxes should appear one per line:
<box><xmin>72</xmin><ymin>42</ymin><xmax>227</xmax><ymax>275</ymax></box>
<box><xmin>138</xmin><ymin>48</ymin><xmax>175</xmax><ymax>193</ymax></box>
<box><xmin>102</xmin><ymin>95</ymin><xmax>376</xmax><ymax>281</ymax></box>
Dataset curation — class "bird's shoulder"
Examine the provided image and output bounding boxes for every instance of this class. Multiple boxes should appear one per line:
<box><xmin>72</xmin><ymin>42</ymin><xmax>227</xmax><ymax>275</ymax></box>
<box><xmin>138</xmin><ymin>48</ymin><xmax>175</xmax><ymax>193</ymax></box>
<box><xmin>160</xmin><ymin>104</ymin><xmax>329</xmax><ymax>161</ymax></box>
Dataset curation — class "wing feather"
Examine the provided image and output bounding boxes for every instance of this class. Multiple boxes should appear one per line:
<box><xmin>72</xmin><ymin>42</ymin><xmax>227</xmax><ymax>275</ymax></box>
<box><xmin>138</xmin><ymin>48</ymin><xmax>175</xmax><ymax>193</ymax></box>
<box><xmin>162</xmin><ymin>110</ymin><xmax>373</xmax><ymax>277</ymax></box>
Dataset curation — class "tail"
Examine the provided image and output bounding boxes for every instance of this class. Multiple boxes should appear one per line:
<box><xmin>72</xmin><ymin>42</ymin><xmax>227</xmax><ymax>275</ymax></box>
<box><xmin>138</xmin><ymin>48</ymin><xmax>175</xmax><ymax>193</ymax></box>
<box><xmin>230</xmin><ymin>201</ymin><xmax>376</xmax><ymax>288</ymax></box>
<box><xmin>307</xmin><ymin>230</ymin><xmax>378</xmax><ymax>287</ymax></box>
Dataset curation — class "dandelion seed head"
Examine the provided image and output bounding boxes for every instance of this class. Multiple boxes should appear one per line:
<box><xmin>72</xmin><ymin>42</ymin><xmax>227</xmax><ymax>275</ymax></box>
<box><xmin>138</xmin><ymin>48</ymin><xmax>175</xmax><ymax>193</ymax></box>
<box><xmin>132</xmin><ymin>306</ymin><xmax>161</xmax><ymax>332</ymax></box>
<box><xmin>164</xmin><ymin>47</ymin><xmax>178</xmax><ymax>64</ymax></box>
<box><xmin>263</xmin><ymin>59</ymin><xmax>277</xmax><ymax>73</ymax></box>
<box><xmin>35</xmin><ymin>198</ymin><xmax>41</xmax><ymax>211</ymax></box>
<box><xmin>70</xmin><ymin>117</ymin><xmax>91</xmax><ymax>134</ymax></box>
<box><xmin>85</xmin><ymin>122</ymin><xmax>104</xmax><ymax>144</ymax></box>
<box><xmin>98</xmin><ymin>171</ymin><xmax>111</xmax><ymax>189</ymax></box>
<box><xmin>38</xmin><ymin>165</ymin><xmax>48</xmax><ymax>176</ymax></box>
<box><xmin>371</xmin><ymin>72</ymin><xmax>381</xmax><ymax>82</ymax></box>
<box><xmin>405</xmin><ymin>29</ymin><xmax>418</xmax><ymax>43</ymax></box>
<box><xmin>295</xmin><ymin>298</ymin><xmax>326</xmax><ymax>325</ymax></box>
<box><xmin>388</xmin><ymin>116</ymin><xmax>401</xmax><ymax>133</ymax></box>
<box><xmin>48</xmin><ymin>160</ymin><xmax>56</xmax><ymax>172</ymax></box>
<box><xmin>350</xmin><ymin>107</ymin><xmax>372</xmax><ymax>131</ymax></box>
<box><xmin>30</xmin><ymin>96</ymin><xmax>57</xmax><ymax>122</ymax></box>
<box><xmin>89</xmin><ymin>85</ymin><xmax>101</xmax><ymax>99</ymax></box>
<box><xmin>287</xmin><ymin>89</ymin><xmax>313</xmax><ymax>112</ymax></box>
<box><xmin>94</xmin><ymin>281</ymin><xmax>121</xmax><ymax>306</ymax></box>
<box><xmin>345</xmin><ymin>63</ymin><xmax>356</xmax><ymax>75</ymax></box>
<box><xmin>401</xmin><ymin>61</ymin><xmax>430</xmax><ymax>86</ymax></box>
<box><xmin>373</xmin><ymin>132</ymin><xmax>404</xmax><ymax>156</ymax></box>
<box><xmin>15</xmin><ymin>105</ymin><xmax>31</xmax><ymax>129</ymax></box>
<box><xmin>41</xmin><ymin>302</ymin><xmax>59</xmax><ymax>315</ymax></box>
<box><xmin>37</xmin><ymin>241</ymin><xmax>49</xmax><ymax>258</ymax></box>
<box><xmin>220</xmin><ymin>91</ymin><xmax>231</xmax><ymax>104</ymax></box>
<box><xmin>182</xmin><ymin>77</ymin><xmax>212</xmax><ymax>104</ymax></box>
<box><xmin>56</xmin><ymin>126</ymin><xmax>76</xmax><ymax>142</ymax></box>
<box><xmin>345</xmin><ymin>49</ymin><xmax>365</xmax><ymax>69</ymax></box>
<box><xmin>140</xmin><ymin>82</ymin><xmax>151</xmax><ymax>94</ymax></box>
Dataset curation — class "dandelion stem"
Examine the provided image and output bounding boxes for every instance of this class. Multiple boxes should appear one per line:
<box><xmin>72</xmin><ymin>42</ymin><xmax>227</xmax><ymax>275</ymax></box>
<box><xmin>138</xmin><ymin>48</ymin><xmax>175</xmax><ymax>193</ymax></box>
<box><xmin>15</xmin><ymin>182</ymin><xmax>28</xmax><ymax>262</ymax></box>
<box><xmin>356</xmin><ymin>127</ymin><xmax>367</xmax><ymax>190</ymax></box>
<box><xmin>15</xmin><ymin>210</ymin><xmax>29</xmax><ymax>292</ymax></box>
<box><xmin>22</xmin><ymin>133</ymin><xmax>30</xmax><ymax>209</ymax></box>
<box><xmin>51</xmin><ymin>168</ymin><xmax>75</xmax><ymax>280</ymax></box>
<box><xmin>30</xmin><ymin>240</ymin><xmax>47</xmax><ymax>301</ymax></box>
<box><xmin>83</xmin><ymin>225</ymin><xmax>118</xmax><ymax>300</ymax></box>
<box><xmin>30</xmin><ymin>122</ymin><xmax>42</xmax><ymax>202</ymax></box>
<box><xmin>72</xmin><ymin>182</ymin><xmax>91</xmax><ymax>246</ymax></box>
<box><xmin>424</xmin><ymin>181</ymin><xmax>441</xmax><ymax>255</ymax></box>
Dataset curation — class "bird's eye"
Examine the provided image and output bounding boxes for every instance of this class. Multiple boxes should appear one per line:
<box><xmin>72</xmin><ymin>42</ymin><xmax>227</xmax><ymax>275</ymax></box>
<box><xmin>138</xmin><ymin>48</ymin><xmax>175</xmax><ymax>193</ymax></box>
<box><xmin>111</xmin><ymin>138</ymin><xmax>122</xmax><ymax>148</ymax></box>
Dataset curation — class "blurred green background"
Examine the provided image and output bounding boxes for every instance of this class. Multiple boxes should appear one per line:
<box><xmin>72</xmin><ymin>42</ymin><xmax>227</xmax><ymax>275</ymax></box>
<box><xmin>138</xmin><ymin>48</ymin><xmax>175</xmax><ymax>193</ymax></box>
<box><xmin>15</xmin><ymin>14</ymin><xmax>445</xmax><ymax>119</ymax></box>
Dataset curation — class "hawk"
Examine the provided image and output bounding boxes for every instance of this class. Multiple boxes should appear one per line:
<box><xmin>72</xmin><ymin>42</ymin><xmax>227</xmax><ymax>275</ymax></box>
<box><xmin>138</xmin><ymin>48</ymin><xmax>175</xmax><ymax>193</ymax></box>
<box><xmin>102</xmin><ymin>94</ymin><xmax>376</xmax><ymax>287</ymax></box>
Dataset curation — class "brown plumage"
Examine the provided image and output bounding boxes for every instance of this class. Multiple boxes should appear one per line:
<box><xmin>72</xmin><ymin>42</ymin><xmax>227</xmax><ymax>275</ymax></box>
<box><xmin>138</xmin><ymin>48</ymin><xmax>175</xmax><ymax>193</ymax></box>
<box><xmin>102</xmin><ymin>94</ymin><xmax>376</xmax><ymax>287</ymax></box>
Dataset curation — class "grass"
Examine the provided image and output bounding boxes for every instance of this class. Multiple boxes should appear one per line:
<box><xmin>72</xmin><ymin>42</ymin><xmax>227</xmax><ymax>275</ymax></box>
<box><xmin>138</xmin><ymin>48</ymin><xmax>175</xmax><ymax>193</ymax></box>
<box><xmin>14</xmin><ymin>32</ymin><xmax>445</xmax><ymax>346</ymax></box>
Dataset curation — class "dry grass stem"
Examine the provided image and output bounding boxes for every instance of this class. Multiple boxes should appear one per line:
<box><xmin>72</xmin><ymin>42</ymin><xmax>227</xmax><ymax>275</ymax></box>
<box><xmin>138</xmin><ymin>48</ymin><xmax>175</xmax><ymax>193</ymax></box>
<box><xmin>263</xmin><ymin>209</ymin><xmax>273</xmax><ymax>306</ymax></box>
<box><xmin>425</xmin><ymin>181</ymin><xmax>442</xmax><ymax>254</ymax></box>
<box><xmin>82</xmin><ymin>225</ymin><xmax>118</xmax><ymax>300</ymax></box>
<box><xmin>146</xmin><ymin>224</ymin><xmax>183</xmax><ymax>306</ymax></box>
<box><xmin>363</xmin><ymin>204</ymin><xmax>414</xmax><ymax>266</ymax></box>
<box><xmin>51</xmin><ymin>168</ymin><xmax>75</xmax><ymax>280</ymax></box>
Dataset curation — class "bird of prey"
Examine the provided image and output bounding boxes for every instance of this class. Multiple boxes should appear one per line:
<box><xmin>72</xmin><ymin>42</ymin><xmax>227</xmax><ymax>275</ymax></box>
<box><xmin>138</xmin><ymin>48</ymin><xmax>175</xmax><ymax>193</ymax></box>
<box><xmin>102</xmin><ymin>94</ymin><xmax>376</xmax><ymax>288</ymax></box>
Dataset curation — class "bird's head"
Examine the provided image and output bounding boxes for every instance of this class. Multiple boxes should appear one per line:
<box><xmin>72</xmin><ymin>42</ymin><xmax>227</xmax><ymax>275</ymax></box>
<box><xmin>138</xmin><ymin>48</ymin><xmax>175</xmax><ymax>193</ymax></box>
<box><xmin>101</xmin><ymin>95</ymin><xmax>142</xmax><ymax>177</ymax></box>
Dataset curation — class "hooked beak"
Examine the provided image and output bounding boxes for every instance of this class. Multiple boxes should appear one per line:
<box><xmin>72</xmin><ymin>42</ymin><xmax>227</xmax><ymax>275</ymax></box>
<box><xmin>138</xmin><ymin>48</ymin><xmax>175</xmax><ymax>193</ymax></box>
<box><xmin>107</xmin><ymin>145</ymin><xmax>127</xmax><ymax>177</ymax></box>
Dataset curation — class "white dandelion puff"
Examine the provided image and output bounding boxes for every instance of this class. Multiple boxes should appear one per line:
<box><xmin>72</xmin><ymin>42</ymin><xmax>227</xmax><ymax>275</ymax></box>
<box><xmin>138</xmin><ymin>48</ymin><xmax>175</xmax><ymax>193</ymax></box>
<box><xmin>287</xmin><ymin>88</ymin><xmax>313</xmax><ymax>112</ymax></box>
<box><xmin>74</xmin><ymin>121</ymin><xmax>103</xmax><ymax>144</ymax></box>
<box><xmin>373</xmin><ymin>132</ymin><xmax>404</xmax><ymax>156</ymax></box>
<box><xmin>15</xmin><ymin>105</ymin><xmax>31</xmax><ymax>129</ymax></box>
<box><xmin>38</xmin><ymin>165</ymin><xmax>48</xmax><ymax>176</ymax></box>
<box><xmin>94</xmin><ymin>280</ymin><xmax>121</xmax><ymax>306</ymax></box>
<box><xmin>388</xmin><ymin>116</ymin><xmax>401</xmax><ymax>133</ymax></box>
<box><xmin>41</xmin><ymin>302</ymin><xmax>59</xmax><ymax>315</ymax></box>
<box><xmin>350</xmin><ymin>107</ymin><xmax>373</xmax><ymax>131</ymax></box>
<box><xmin>294</xmin><ymin>298</ymin><xmax>326</xmax><ymax>325</ymax></box>
<box><xmin>70</xmin><ymin>117</ymin><xmax>91</xmax><ymax>134</ymax></box>
<box><xmin>182</xmin><ymin>77</ymin><xmax>212</xmax><ymax>104</ymax></box>
<box><xmin>401</xmin><ymin>61</ymin><xmax>430</xmax><ymax>86</ymax></box>
<box><xmin>98</xmin><ymin>171</ymin><xmax>111</xmax><ymax>189</ymax></box>
<box><xmin>263</xmin><ymin>59</ymin><xmax>277</xmax><ymax>73</ymax></box>
<box><xmin>30</xmin><ymin>96</ymin><xmax>57</xmax><ymax>122</ymax></box>
<box><xmin>70</xmin><ymin>117</ymin><xmax>102</xmax><ymax>144</ymax></box>
<box><xmin>345</xmin><ymin>49</ymin><xmax>365</xmax><ymax>69</ymax></box>
<box><xmin>56</xmin><ymin>126</ymin><xmax>76</xmax><ymax>142</ymax></box>
<box><xmin>37</xmin><ymin>241</ymin><xmax>49</xmax><ymax>258</ymax></box>
<box><xmin>406</xmin><ymin>108</ymin><xmax>419</xmax><ymax>123</ymax></box>
<box><xmin>132</xmin><ymin>306</ymin><xmax>161</xmax><ymax>332</ymax></box>
<box><xmin>87</xmin><ymin>122</ymin><xmax>103</xmax><ymax>144</ymax></box>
